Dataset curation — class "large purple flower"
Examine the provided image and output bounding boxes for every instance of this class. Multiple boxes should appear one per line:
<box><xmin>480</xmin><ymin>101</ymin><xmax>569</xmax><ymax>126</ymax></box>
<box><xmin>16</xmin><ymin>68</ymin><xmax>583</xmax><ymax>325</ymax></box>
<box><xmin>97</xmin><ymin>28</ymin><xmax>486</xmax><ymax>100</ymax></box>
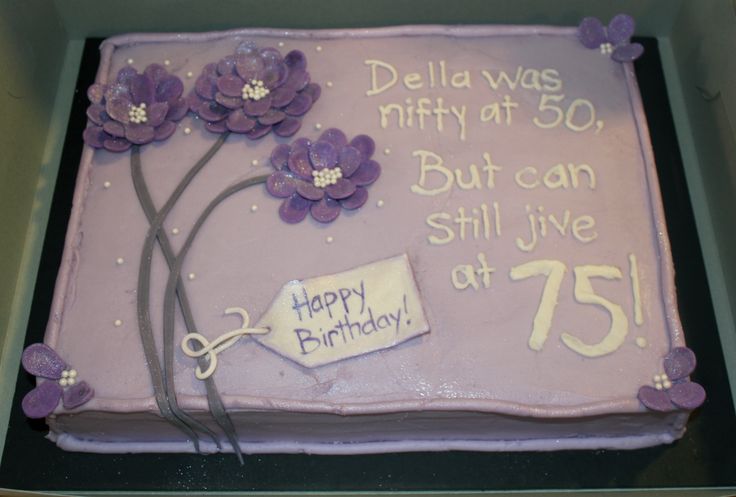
<box><xmin>83</xmin><ymin>64</ymin><xmax>188</xmax><ymax>152</ymax></box>
<box><xmin>266</xmin><ymin>128</ymin><xmax>381</xmax><ymax>224</ymax></box>
<box><xmin>20</xmin><ymin>343</ymin><xmax>94</xmax><ymax>419</ymax></box>
<box><xmin>577</xmin><ymin>14</ymin><xmax>644</xmax><ymax>62</ymax></box>
<box><xmin>187</xmin><ymin>42</ymin><xmax>321</xmax><ymax>139</ymax></box>
<box><xmin>637</xmin><ymin>347</ymin><xmax>706</xmax><ymax>412</ymax></box>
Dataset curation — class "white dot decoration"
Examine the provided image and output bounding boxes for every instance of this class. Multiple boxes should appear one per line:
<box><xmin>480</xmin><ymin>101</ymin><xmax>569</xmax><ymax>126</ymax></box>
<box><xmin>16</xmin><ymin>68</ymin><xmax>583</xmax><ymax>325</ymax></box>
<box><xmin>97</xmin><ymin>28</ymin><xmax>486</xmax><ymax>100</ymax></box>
<box><xmin>326</xmin><ymin>81</ymin><xmax>333</xmax><ymax>88</ymax></box>
<box><xmin>326</xmin><ymin>236</ymin><xmax>334</xmax><ymax>244</ymax></box>
<box><xmin>69</xmin><ymin>369</ymin><xmax>77</xmax><ymax>378</ymax></box>
<box><xmin>315</xmin><ymin>123</ymin><xmax>323</xmax><ymax>130</ymax></box>
<box><xmin>116</xmin><ymin>257</ymin><xmax>125</xmax><ymax>266</ymax></box>
<box><xmin>636</xmin><ymin>337</ymin><xmax>648</xmax><ymax>348</ymax></box>
<box><xmin>164</xmin><ymin>59</ymin><xmax>171</xmax><ymax>66</ymax></box>
<box><xmin>127</xmin><ymin>58</ymin><xmax>134</xmax><ymax>64</ymax></box>
<box><xmin>59</xmin><ymin>378</ymin><xmax>68</xmax><ymax>387</ymax></box>
<box><xmin>383</xmin><ymin>148</ymin><xmax>391</xmax><ymax>155</ymax></box>
<box><xmin>188</xmin><ymin>273</ymin><xmax>196</xmax><ymax>281</ymax></box>
<box><xmin>114</xmin><ymin>319</ymin><xmax>123</xmax><ymax>327</ymax></box>
<box><xmin>183</xmin><ymin>127</ymin><xmax>192</xmax><ymax>135</ymax></box>
<box><xmin>278</xmin><ymin>41</ymin><xmax>284</xmax><ymax>47</ymax></box>
<box><xmin>316</xmin><ymin>45</ymin><xmax>323</xmax><ymax>52</ymax></box>
<box><xmin>250</xmin><ymin>204</ymin><xmax>258</xmax><ymax>212</ymax></box>
<box><xmin>103</xmin><ymin>181</ymin><xmax>111</xmax><ymax>189</ymax></box>
<box><xmin>172</xmin><ymin>227</ymin><xmax>180</xmax><ymax>235</ymax></box>
<box><xmin>251</xmin><ymin>159</ymin><xmax>259</xmax><ymax>166</ymax></box>
<box><xmin>186</xmin><ymin>71</ymin><xmax>194</xmax><ymax>78</ymax></box>
<box><xmin>377</xmin><ymin>200</ymin><xmax>385</xmax><ymax>207</ymax></box>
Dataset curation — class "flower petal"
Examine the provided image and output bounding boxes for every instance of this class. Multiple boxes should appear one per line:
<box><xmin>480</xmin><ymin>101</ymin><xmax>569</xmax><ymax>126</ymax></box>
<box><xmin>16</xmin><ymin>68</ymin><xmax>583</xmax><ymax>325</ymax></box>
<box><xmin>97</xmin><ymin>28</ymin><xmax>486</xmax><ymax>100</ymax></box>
<box><xmin>103</xmin><ymin>121</ymin><xmax>126</xmax><ymax>138</ymax></box>
<box><xmin>607</xmin><ymin>13</ymin><xmax>635</xmax><ymax>45</ymax></box>
<box><xmin>197</xmin><ymin>101</ymin><xmax>230</xmax><ymax>122</ymax></box>
<box><xmin>62</xmin><ymin>381</ymin><xmax>94</xmax><ymax>409</ymax></box>
<box><xmin>279</xmin><ymin>194</ymin><xmax>311</xmax><ymax>224</ymax></box>
<box><xmin>258</xmin><ymin>108</ymin><xmax>287</xmax><ymax>126</ymax></box>
<box><xmin>103</xmin><ymin>137</ymin><xmax>132</xmax><ymax>152</ymax></box>
<box><xmin>296</xmin><ymin>180</ymin><xmax>325</xmax><ymax>201</ymax></box>
<box><xmin>245</xmin><ymin>123</ymin><xmax>272</xmax><ymax>139</ymax></box>
<box><xmin>270</xmin><ymin>87</ymin><xmax>297</xmax><ymax>108</ymax></box>
<box><xmin>663</xmin><ymin>347</ymin><xmax>697</xmax><ymax>380</ymax></box>
<box><xmin>325</xmin><ymin>178</ymin><xmax>356</xmax><ymax>200</ymax></box>
<box><xmin>83</xmin><ymin>126</ymin><xmax>108</xmax><ymax>148</ymax></box>
<box><xmin>216</xmin><ymin>92</ymin><xmax>245</xmax><ymax>110</ymax></box>
<box><xmin>243</xmin><ymin>95</ymin><xmax>273</xmax><ymax>117</ymax></box>
<box><xmin>226</xmin><ymin>109</ymin><xmax>257</xmax><ymax>133</ymax></box>
<box><xmin>205</xmin><ymin>120</ymin><xmax>228</xmax><ymax>134</ymax></box>
<box><xmin>86</xmin><ymin>104</ymin><xmax>108</xmax><ymax>125</ymax></box>
<box><xmin>668</xmin><ymin>381</ymin><xmax>706</xmax><ymax>410</ymax></box>
<box><xmin>338</xmin><ymin>146</ymin><xmax>362</xmax><ymax>177</ymax></box>
<box><xmin>291</xmin><ymin>137</ymin><xmax>312</xmax><ymax>155</ymax></box>
<box><xmin>319</xmin><ymin>128</ymin><xmax>348</xmax><ymax>150</ymax></box>
<box><xmin>235</xmin><ymin>53</ymin><xmax>266</xmax><ymax>81</ymax></box>
<box><xmin>195</xmin><ymin>74</ymin><xmax>217</xmax><ymax>100</ymax></box>
<box><xmin>637</xmin><ymin>385</ymin><xmax>673</xmax><ymax>412</ymax></box>
<box><xmin>351</xmin><ymin>160</ymin><xmax>381</xmax><ymax>186</ymax></box>
<box><xmin>612</xmin><ymin>43</ymin><xmax>644</xmax><ymax>63</ymax></box>
<box><xmin>302</xmin><ymin>83</ymin><xmax>321</xmax><ymax>104</ymax></box>
<box><xmin>288</xmin><ymin>148</ymin><xmax>314</xmax><ymax>179</ymax></box>
<box><xmin>259</xmin><ymin>47</ymin><xmax>283</xmax><ymax>65</ymax></box>
<box><xmin>284</xmin><ymin>93</ymin><xmax>313</xmax><ymax>116</ymax></box>
<box><xmin>106</xmin><ymin>96</ymin><xmax>132</xmax><ymax>123</ymax></box>
<box><xmin>166</xmin><ymin>97</ymin><xmax>189</xmax><ymax>121</ymax></box>
<box><xmin>349</xmin><ymin>134</ymin><xmax>376</xmax><ymax>161</ymax></box>
<box><xmin>130</xmin><ymin>73</ymin><xmax>155</xmax><ymax>104</ymax></box>
<box><xmin>577</xmin><ymin>17</ymin><xmax>607</xmax><ymax>49</ymax></box>
<box><xmin>144</xmin><ymin>63</ymin><xmax>168</xmax><ymax>84</ymax></box>
<box><xmin>22</xmin><ymin>381</ymin><xmax>63</xmax><ymax>419</ymax></box>
<box><xmin>217</xmin><ymin>74</ymin><xmax>246</xmax><ymax>98</ymax></box>
<box><xmin>273</xmin><ymin>116</ymin><xmax>301</xmax><ymax>137</ymax></box>
<box><xmin>310</xmin><ymin>197</ymin><xmax>341</xmax><ymax>223</ymax></box>
<box><xmin>155</xmin><ymin>75</ymin><xmax>184</xmax><ymax>103</ymax></box>
<box><xmin>187</xmin><ymin>90</ymin><xmax>206</xmax><ymax>113</ymax></box>
<box><xmin>284</xmin><ymin>68</ymin><xmax>310</xmax><ymax>92</ymax></box>
<box><xmin>270</xmin><ymin>143</ymin><xmax>291</xmax><ymax>170</ymax></box>
<box><xmin>146</xmin><ymin>102</ymin><xmax>169</xmax><ymax>127</ymax></box>
<box><xmin>340</xmin><ymin>186</ymin><xmax>369</xmax><ymax>210</ymax></box>
<box><xmin>116</xmin><ymin>66</ymin><xmax>137</xmax><ymax>86</ymax></box>
<box><xmin>217</xmin><ymin>55</ymin><xmax>237</xmax><ymax>76</ymax></box>
<box><xmin>262</xmin><ymin>63</ymin><xmax>287</xmax><ymax>89</ymax></box>
<box><xmin>154</xmin><ymin>121</ymin><xmax>177</xmax><ymax>141</ymax></box>
<box><xmin>310</xmin><ymin>140</ymin><xmax>338</xmax><ymax>170</ymax></box>
<box><xmin>22</xmin><ymin>343</ymin><xmax>67</xmax><ymax>379</ymax></box>
<box><xmin>284</xmin><ymin>50</ymin><xmax>307</xmax><ymax>70</ymax></box>
<box><xmin>267</xmin><ymin>171</ymin><xmax>297</xmax><ymax>198</ymax></box>
<box><xmin>87</xmin><ymin>83</ymin><xmax>105</xmax><ymax>104</ymax></box>
<box><xmin>125</xmin><ymin>123</ymin><xmax>156</xmax><ymax>145</ymax></box>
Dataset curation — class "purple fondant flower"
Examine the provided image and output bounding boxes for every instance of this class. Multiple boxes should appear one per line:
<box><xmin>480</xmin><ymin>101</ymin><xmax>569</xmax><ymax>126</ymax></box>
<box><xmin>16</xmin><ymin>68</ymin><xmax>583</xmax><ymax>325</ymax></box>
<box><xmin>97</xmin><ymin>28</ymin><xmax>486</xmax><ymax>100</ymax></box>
<box><xmin>266</xmin><ymin>128</ymin><xmax>381</xmax><ymax>224</ymax></box>
<box><xmin>577</xmin><ymin>14</ymin><xmax>644</xmax><ymax>62</ymax></box>
<box><xmin>637</xmin><ymin>347</ymin><xmax>705</xmax><ymax>412</ymax></box>
<box><xmin>20</xmin><ymin>343</ymin><xmax>94</xmax><ymax>418</ymax></box>
<box><xmin>83</xmin><ymin>64</ymin><xmax>188</xmax><ymax>152</ymax></box>
<box><xmin>187</xmin><ymin>42</ymin><xmax>320</xmax><ymax>139</ymax></box>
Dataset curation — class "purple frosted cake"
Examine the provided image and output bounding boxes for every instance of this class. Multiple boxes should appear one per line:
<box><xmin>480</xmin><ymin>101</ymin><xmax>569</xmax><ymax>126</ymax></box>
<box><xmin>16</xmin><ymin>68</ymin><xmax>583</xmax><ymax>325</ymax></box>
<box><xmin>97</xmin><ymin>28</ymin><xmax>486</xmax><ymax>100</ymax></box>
<box><xmin>21</xmin><ymin>18</ymin><xmax>705</xmax><ymax>457</ymax></box>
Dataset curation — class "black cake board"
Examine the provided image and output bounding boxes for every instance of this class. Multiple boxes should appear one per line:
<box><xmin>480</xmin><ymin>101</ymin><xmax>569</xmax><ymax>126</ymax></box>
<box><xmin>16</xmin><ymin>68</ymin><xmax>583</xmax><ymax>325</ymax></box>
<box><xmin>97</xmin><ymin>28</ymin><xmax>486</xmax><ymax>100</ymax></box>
<box><xmin>1</xmin><ymin>37</ymin><xmax>735</xmax><ymax>493</ymax></box>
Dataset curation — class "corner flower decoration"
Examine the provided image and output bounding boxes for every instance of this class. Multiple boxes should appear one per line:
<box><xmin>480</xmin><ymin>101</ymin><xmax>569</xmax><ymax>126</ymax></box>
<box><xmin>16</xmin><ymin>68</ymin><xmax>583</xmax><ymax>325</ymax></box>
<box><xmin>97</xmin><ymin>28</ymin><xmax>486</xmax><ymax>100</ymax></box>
<box><xmin>577</xmin><ymin>14</ymin><xmax>644</xmax><ymax>62</ymax></box>
<box><xmin>83</xmin><ymin>64</ymin><xmax>188</xmax><ymax>152</ymax></box>
<box><xmin>188</xmin><ymin>42</ymin><xmax>321</xmax><ymax>139</ymax></box>
<box><xmin>266</xmin><ymin>128</ymin><xmax>381</xmax><ymax>223</ymax></box>
<box><xmin>637</xmin><ymin>347</ymin><xmax>705</xmax><ymax>412</ymax></box>
<box><xmin>20</xmin><ymin>344</ymin><xmax>94</xmax><ymax>419</ymax></box>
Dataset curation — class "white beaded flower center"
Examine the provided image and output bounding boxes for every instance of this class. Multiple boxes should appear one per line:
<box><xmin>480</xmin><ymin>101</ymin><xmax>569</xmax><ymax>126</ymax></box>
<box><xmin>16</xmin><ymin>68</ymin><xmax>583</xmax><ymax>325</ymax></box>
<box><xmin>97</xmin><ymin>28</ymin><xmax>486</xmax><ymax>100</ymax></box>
<box><xmin>58</xmin><ymin>368</ymin><xmax>78</xmax><ymax>387</ymax></box>
<box><xmin>599</xmin><ymin>42</ymin><xmax>613</xmax><ymax>55</ymax></box>
<box><xmin>242</xmin><ymin>79</ymin><xmax>270</xmax><ymax>101</ymax></box>
<box><xmin>312</xmin><ymin>167</ymin><xmax>343</xmax><ymax>188</ymax></box>
<box><xmin>653</xmin><ymin>373</ymin><xmax>672</xmax><ymax>391</ymax></box>
<box><xmin>128</xmin><ymin>103</ymin><xmax>148</xmax><ymax>124</ymax></box>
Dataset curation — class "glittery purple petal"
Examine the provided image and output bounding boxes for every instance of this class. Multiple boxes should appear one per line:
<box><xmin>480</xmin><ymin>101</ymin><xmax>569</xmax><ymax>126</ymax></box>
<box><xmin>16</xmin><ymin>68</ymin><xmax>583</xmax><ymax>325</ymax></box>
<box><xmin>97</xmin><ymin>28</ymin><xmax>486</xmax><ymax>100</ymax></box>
<box><xmin>105</xmin><ymin>82</ymin><xmax>131</xmax><ymax>102</ymax></box>
<box><xmin>279</xmin><ymin>194</ymin><xmax>311</xmax><ymax>223</ymax></box>
<box><xmin>340</xmin><ymin>186</ymin><xmax>369</xmax><ymax>210</ymax></box>
<box><xmin>270</xmin><ymin>143</ymin><xmax>291</xmax><ymax>170</ymax></box>
<box><xmin>146</xmin><ymin>102</ymin><xmax>169</xmax><ymax>127</ymax></box>
<box><xmin>217</xmin><ymin>74</ymin><xmax>245</xmax><ymax>98</ymax></box>
<box><xmin>284</xmin><ymin>50</ymin><xmax>306</xmax><ymax>70</ymax></box>
<box><xmin>103</xmin><ymin>137</ymin><xmax>132</xmax><ymax>152</ymax></box>
<box><xmin>262</xmin><ymin>64</ymin><xmax>287</xmax><ymax>89</ymax></box>
<box><xmin>338</xmin><ymin>146</ymin><xmax>362</xmax><ymax>177</ymax></box>
<box><xmin>62</xmin><ymin>381</ymin><xmax>94</xmax><ymax>409</ymax></box>
<box><xmin>205</xmin><ymin>121</ymin><xmax>228</xmax><ymax>134</ymax></box>
<box><xmin>267</xmin><ymin>171</ymin><xmax>297</xmax><ymax>198</ymax></box>
<box><xmin>577</xmin><ymin>17</ymin><xmax>607</xmax><ymax>49</ymax></box>
<box><xmin>302</xmin><ymin>83</ymin><xmax>321</xmax><ymax>103</ymax></box>
<box><xmin>86</xmin><ymin>104</ymin><xmax>107</xmax><ymax>125</ymax></box>
<box><xmin>259</xmin><ymin>47</ymin><xmax>283</xmax><ymax>65</ymax></box>
<box><xmin>637</xmin><ymin>385</ymin><xmax>674</xmax><ymax>412</ymax></box>
<box><xmin>310</xmin><ymin>140</ymin><xmax>338</xmax><ymax>170</ymax></box>
<box><xmin>106</xmin><ymin>96</ymin><xmax>131</xmax><ymax>123</ymax></box>
<box><xmin>288</xmin><ymin>148</ymin><xmax>314</xmax><ymax>179</ymax></box>
<box><xmin>270</xmin><ymin>87</ymin><xmax>297</xmax><ymax>108</ymax></box>
<box><xmin>87</xmin><ymin>83</ymin><xmax>105</xmax><ymax>104</ymax></box>
<box><xmin>668</xmin><ymin>382</ymin><xmax>706</xmax><ymax>410</ymax></box>
<box><xmin>319</xmin><ymin>128</ymin><xmax>348</xmax><ymax>150</ymax></box>
<box><xmin>83</xmin><ymin>126</ymin><xmax>107</xmax><ymax>148</ymax></box>
<box><xmin>103</xmin><ymin>121</ymin><xmax>126</xmax><ymax>138</ymax></box>
<box><xmin>216</xmin><ymin>92</ymin><xmax>244</xmax><ymax>110</ymax></box>
<box><xmin>226</xmin><ymin>109</ymin><xmax>257</xmax><ymax>133</ymax></box>
<box><xmin>187</xmin><ymin>91</ymin><xmax>206</xmax><ymax>113</ymax></box>
<box><xmin>235</xmin><ymin>53</ymin><xmax>266</xmax><ymax>81</ymax></box>
<box><xmin>291</xmin><ymin>137</ymin><xmax>312</xmax><ymax>155</ymax></box>
<box><xmin>201</xmin><ymin>62</ymin><xmax>218</xmax><ymax>78</ymax></box>
<box><xmin>22</xmin><ymin>381</ymin><xmax>63</xmax><ymax>419</ymax></box>
<box><xmin>273</xmin><ymin>116</ymin><xmax>301</xmax><ymax>137</ymax></box>
<box><xmin>663</xmin><ymin>347</ymin><xmax>697</xmax><ymax>380</ymax></box>
<box><xmin>349</xmin><ymin>134</ymin><xmax>375</xmax><ymax>161</ymax></box>
<box><xmin>236</xmin><ymin>41</ymin><xmax>258</xmax><ymax>55</ymax></box>
<box><xmin>116</xmin><ymin>66</ymin><xmax>137</xmax><ymax>86</ymax></box>
<box><xmin>607</xmin><ymin>13</ymin><xmax>636</xmax><ymax>45</ymax></box>
<box><xmin>310</xmin><ymin>197</ymin><xmax>341</xmax><ymax>223</ymax></box>
<box><xmin>195</xmin><ymin>75</ymin><xmax>217</xmax><ymax>100</ymax></box>
<box><xmin>258</xmin><ymin>108</ymin><xmax>287</xmax><ymax>126</ymax></box>
<box><xmin>144</xmin><ymin>63</ymin><xmax>168</xmax><ymax>84</ymax></box>
<box><xmin>130</xmin><ymin>73</ymin><xmax>155</xmax><ymax>105</ymax></box>
<box><xmin>284</xmin><ymin>68</ymin><xmax>310</xmax><ymax>92</ymax></box>
<box><xmin>325</xmin><ymin>178</ymin><xmax>357</xmax><ymax>200</ymax></box>
<box><xmin>166</xmin><ymin>97</ymin><xmax>189</xmax><ymax>121</ymax></box>
<box><xmin>22</xmin><ymin>343</ymin><xmax>67</xmax><ymax>379</ymax></box>
<box><xmin>217</xmin><ymin>55</ymin><xmax>237</xmax><ymax>76</ymax></box>
<box><xmin>351</xmin><ymin>160</ymin><xmax>381</xmax><ymax>186</ymax></box>
<box><xmin>296</xmin><ymin>180</ymin><xmax>325</xmax><ymax>201</ymax></box>
<box><xmin>284</xmin><ymin>93</ymin><xmax>313</xmax><ymax>116</ymax></box>
<box><xmin>154</xmin><ymin>121</ymin><xmax>177</xmax><ymax>141</ymax></box>
<box><xmin>243</xmin><ymin>95</ymin><xmax>273</xmax><ymax>117</ymax></box>
<box><xmin>125</xmin><ymin>123</ymin><xmax>156</xmax><ymax>145</ymax></box>
<box><xmin>155</xmin><ymin>75</ymin><xmax>184</xmax><ymax>104</ymax></box>
<box><xmin>245</xmin><ymin>123</ymin><xmax>272</xmax><ymax>139</ymax></box>
<box><xmin>612</xmin><ymin>43</ymin><xmax>644</xmax><ymax>62</ymax></box>
<box><xmin>197</xmin><ymin>101</ymin><xmax>230</xmax><ymax>122</ymax></box>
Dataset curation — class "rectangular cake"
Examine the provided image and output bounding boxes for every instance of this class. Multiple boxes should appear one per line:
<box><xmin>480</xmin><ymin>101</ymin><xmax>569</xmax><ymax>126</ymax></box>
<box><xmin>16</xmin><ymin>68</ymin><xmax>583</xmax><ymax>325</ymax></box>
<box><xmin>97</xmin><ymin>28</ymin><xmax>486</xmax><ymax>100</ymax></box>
<box><xmin>20</xmin><ymin>20</ymin><xmax>705</xmax><ymax>456</ymax></box>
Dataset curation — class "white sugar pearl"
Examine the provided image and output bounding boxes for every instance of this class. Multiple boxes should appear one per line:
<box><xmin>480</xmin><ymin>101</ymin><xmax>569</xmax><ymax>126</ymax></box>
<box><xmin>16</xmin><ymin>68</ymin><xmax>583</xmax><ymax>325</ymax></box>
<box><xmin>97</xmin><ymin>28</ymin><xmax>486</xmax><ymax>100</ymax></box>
<box><xmin>278</xmin><ymin>41</ymin><xmax>284</xmax><ymax>47</ymax></box>
<box><xmin>315</xmin><ymin>123</ymin><xmax>322</xmax><ymax>130</ymax></box>
<box><xmin>61</xmin><ymin>370</ymin><xmax>69</xmax><ymax>378</ymax></box>
<box><xmin>114</xmin><ymin>319</ymin><xmax>123</xmax><ymax>327</ymax></box>
<box><xmin>250</xmin><ymin>204</ymin><xmax>258</xmax><ymax>212</ymax></box>
<box><xmin>663</xmin><ymin>379</ymin><xmax>672</xmax><ymax>389</ymax></box>
<box><xmin>116</xmin><ymin>257</ymin><xmax>124</xmax><ymax>265</ymax></box>
<box><xmin>183</xmin><ymin>127</ymin><xmax>192</xmax><ymax>135</ymax></box>
<box><xmin>316</xmin><ymin>46</ymin><xmax>323</xmax><ymax>52</ymax></box>
<box><xmin>186</xmin><ymin>71</ymin><xmax>193</xmax><ymax>78</ymax></box>
<box><xmin>59</xmin><ymin>378</ymin><xmax>68</xmax><ymax>387</ymax></box>
<box><xmin>67</xmin><ymin>377</ymin><xmax>76</xmax><ymax>386</ymax></box>
<box><xmin>251</xmin><ymin>159</ymin><xmax>259</xmax><ymax>166</ymax></box>
<box><xmin>377</xmin><ymin>200</ymin><xmax>385</xmax><ymax>207</ymax></box>
<box><xmin>172</xmin><ymin>227</ymin><xmax>180</xmax><ymax>235</ymax></box>
<box><xmin>103</xmin><ymin>181</ymin><xmax>111</xmax><ymax>189</ymax></box>
<box><xmin>164</xmin><ymin>59</ymin><xmax>171</xmax><ymax>66</ymax></box>
<box><xmin>326</xmin><ymin>236</ymin><xmax>334</xmax><ymax>244</ymax></box>
<box><xmin>127</xmin><ymin>58</ymin><xmax>134</xmax><ymax>64</ymax></box>
<box><xmin>188</xmin><ymin>273</ymin><xmax>196</xmax><ymax>280</ymax></box>
<box><xmin>384</xmin><ymin>148</ymin><xmax>391</xmax><ymax>155</ymax></box>
<box><xmin>655</xmin><ymin>383</ymin><xmax>663</xmax><ymax>391</ymax></box>
<box><xmin>69</xmin><ymin>369</ymin><xmax>77</xmax><ymax>378</ymax></box>
<box><xmin>326</xmin><ymin>81</ymin><xmax>333</xmax><ymax>88</ymax></box>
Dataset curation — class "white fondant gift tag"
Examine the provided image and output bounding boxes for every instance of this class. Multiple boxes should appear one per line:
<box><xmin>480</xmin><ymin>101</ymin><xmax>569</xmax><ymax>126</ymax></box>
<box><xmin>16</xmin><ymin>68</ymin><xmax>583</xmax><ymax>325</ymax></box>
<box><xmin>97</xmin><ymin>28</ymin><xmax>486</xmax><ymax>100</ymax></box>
<box><xmin>255</xmin><ymin>254</ymin><xmax>429</xmax><ymax>368</ymax></box>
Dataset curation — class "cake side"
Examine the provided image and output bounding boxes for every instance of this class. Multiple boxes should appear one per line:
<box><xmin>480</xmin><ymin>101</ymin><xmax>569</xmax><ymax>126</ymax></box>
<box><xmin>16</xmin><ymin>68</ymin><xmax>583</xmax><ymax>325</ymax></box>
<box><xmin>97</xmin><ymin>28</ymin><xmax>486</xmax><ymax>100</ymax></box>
<box><xmin>26</xmin><ymin>23</ymin><xmax>704</xmax><ymax>454</ymax></box>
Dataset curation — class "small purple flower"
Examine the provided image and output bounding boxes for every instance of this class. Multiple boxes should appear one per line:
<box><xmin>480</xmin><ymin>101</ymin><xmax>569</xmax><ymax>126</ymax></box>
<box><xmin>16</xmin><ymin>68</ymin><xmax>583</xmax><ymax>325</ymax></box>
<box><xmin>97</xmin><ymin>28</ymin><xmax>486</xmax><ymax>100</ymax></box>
<box><xmin>638</xmin><ymin>347</ymin><xmax>705</xmax><ymax>412</ymax></box>
<box><xmin>577</xmin><ymin>14</ymin><xmax>644</xmax><ymax>62</ymax></box>
<box><xmin>187</xmin><ymin>42</ymin><xmax>321</xmax><ymax>139</ymax></box>
<box><xmin>20</xmin><ymin>343</ymin><xmax>94</xmax><ymax>418</ymax></box>
<box><xmin>266</xmin><ymin>128</ymin><xmax>381</xmax><ymax>224</ymax></box>
<box><xmin>83</xmin><ymin>64</ymin><xmax>188</xmax><ymax>152</ymax></box>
